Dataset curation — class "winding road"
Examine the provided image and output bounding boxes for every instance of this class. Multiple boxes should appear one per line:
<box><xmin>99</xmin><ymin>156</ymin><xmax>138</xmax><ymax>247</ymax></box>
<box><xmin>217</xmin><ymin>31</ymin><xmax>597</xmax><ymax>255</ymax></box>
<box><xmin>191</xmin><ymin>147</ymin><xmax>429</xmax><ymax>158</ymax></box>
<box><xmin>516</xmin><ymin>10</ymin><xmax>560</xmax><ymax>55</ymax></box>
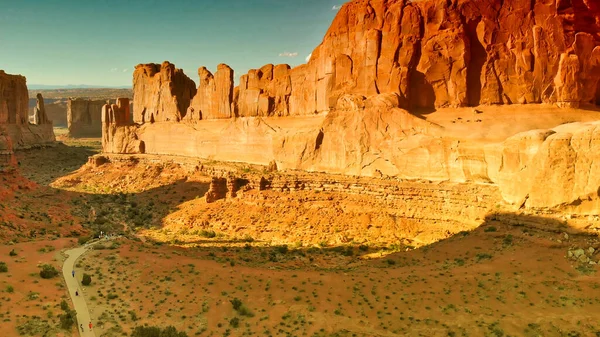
<box><xmin>62</xmin><ymin>242</ymin><xmax>101</xmax><ymax>337</ymax></box>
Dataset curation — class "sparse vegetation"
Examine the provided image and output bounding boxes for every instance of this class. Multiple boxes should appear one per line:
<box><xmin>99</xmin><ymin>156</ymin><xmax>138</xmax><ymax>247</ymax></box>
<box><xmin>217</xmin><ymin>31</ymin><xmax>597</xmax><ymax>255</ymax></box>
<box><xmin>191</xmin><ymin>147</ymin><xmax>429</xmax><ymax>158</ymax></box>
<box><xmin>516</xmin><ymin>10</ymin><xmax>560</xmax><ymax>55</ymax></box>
<box><xmin>39</xmin><ymin>264</ymin><xmax>59</xmax><ymax>279</ymax></box>
<box><xmin>131</xmin><ymin>325</ymin><xmax>188</xmax><ymax>337</ymax></box>
<box><xmin>82</xmin><ymin>273</ymin><xmax>92</xmax><ymax>286</ymax></box>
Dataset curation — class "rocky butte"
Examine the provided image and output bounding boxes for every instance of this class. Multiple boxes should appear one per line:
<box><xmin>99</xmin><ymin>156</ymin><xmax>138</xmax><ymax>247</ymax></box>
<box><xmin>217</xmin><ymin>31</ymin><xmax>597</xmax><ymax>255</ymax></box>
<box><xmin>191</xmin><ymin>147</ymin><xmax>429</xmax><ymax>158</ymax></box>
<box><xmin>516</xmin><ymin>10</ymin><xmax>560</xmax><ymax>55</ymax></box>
<box><xmin>103</xmin><ymin>0</ymin><xmax>600</xmax><ymax>213</ymax></box>
<box><xmin>0</xmin><ymin>70</ymin><xmax>55</xmax><ymax>168</ymax></box>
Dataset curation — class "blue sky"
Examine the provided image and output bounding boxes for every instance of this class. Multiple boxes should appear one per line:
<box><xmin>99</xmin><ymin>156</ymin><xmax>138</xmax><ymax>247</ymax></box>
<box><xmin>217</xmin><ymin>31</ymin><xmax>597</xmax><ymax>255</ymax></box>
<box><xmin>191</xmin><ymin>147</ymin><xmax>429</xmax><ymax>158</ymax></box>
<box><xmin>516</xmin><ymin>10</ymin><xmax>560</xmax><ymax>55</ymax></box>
<box><xmin>0</xmin><ymin>0</ymin><xmax>343</xmax><ymax>87</ymax></box>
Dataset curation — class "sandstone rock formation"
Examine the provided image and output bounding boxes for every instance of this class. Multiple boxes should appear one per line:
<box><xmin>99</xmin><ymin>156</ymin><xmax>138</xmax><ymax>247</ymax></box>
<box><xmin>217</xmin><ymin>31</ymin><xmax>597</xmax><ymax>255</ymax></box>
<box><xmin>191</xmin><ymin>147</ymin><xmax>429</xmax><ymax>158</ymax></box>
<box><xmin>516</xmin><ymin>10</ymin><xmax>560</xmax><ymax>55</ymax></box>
<box><xmin>184</xmin><ymin>64</ymin><xmax>234</xmax><ymax>121</ymax></box>
<box><xmin>133</xmin><ymin>62</ymin><xmax>196</xmax><ymax>123</ymax></box>
<box><xmin>0</xmin><ymin>70</ymin><xmax>55</xmax><ymax>169</ymax></box>
<box><xmin>104</xmin><ymin>0</ymin><xmax>600</xmax><ymax>213</ymax></box>
<box><xmin>102</xmin><ymin>98</ymin><xmax>143</xmax><ymax>154</ymax></box>
<box><xmin>32</xmin><ymin>93</ymin><xmax>49</xmax><ymax>125</ymax></box>
<box><xmin>67</xmin><ymin>98</ymin><xmax>107</xmax><ymax>137</ymax></box>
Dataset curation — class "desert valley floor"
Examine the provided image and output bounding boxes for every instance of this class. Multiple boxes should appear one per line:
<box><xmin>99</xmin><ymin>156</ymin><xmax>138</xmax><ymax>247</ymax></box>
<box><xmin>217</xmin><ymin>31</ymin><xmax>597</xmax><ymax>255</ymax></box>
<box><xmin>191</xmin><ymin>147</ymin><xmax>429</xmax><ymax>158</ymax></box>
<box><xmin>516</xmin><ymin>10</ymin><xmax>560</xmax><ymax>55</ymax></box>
<box><xmin>0</xmin><ymin>130</ymin><xmax>599</xmax><ymax>337</ymax></box>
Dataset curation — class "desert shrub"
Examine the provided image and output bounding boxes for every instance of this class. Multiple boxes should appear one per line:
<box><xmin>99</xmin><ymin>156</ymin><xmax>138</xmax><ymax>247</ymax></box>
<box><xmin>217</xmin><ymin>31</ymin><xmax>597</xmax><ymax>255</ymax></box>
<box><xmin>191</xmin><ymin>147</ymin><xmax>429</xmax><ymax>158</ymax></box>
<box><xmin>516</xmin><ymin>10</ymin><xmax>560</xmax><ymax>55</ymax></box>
<box><xmin>82</xmin><ymin>273</ymin><xmax>92</xmax><ymax>286</ymax></box>
<box><xmin>503</xmin><ymin>234</ymin><xmax>513</xmax><ymax>246</ymax></box>
<box><xmin>358</xmin><ymin>244</ymin><xmax>369</xmax><ymax>252</ymax></box>
<box><xmin>199</xmin><ymin>230</ymin><xmax>216</xmax><ymax>238</ymax></box>
<box><xmin>0</xmin><ymin>262</ymin><xmax>7</xmax><ymax>273</ymax></box>
<box><xmin>386</xmin><ymin>259</ymin><xmax>396</xmax><ymax>266</ymax></box>
<box><xmin>484</xmin><ymin>226</ymin><xmax>497</xmax><ymax>232</ymax></box>
<box><xmin>342</xmin><ymin>246</ymin><xmax>354</xmax><ymax>256</ymax></box>
<box><xmin>78</xmin><ymin>236</ymin><xmax>90</xmax><ymax>245</ymax></box>
<box><xmin>230</xmin><ymin>298</ymin><xmax>242</xmax><ymax>311</ymax></box>
<box><xmin>6</xmin><ymin>285</ymin><xmax>14</xmax><ymax>293</ymax></box>
<box><xmin>39</xmin><ymin>264</ymin><xmax>59</xmax><ymax>279</ymax></box>
<box><xmin>476</xmin><ymin>253</ymin><xmax>493</xmax><ymax>262</ymax></box>
<box><xmin>230</xmin><ymin>298</ymin><xmax>254</xmax><ymax>317</ymax></box>
<box><xmin>274</xmin><ymin>245</ymin><xmax>288</xmax><ymax>254</ymax></box>
<box><xmin>229</xmin><ymin>317</ymin><xmax>240</xmax><ymax>328</ymax></box>
<box><xmin>131</xmin><ymin>325</ymin><xmax>188</xmax><ymax>337</ymax></box>
<box><xmin>9</xmin><ymin>249</ymin><xmax>17</xmax><ymax>257</ymax></box>
<box><xmin>59</xmin><ymin>309</ymin><xmax>76</xmax><ymax>330</ymax></box>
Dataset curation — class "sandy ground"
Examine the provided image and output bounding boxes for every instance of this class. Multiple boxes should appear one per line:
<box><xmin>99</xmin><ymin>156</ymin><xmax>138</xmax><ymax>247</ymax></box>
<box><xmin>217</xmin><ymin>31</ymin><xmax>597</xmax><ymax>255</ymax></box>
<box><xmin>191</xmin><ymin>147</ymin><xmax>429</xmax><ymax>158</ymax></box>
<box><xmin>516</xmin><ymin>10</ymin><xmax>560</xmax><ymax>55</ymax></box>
<box><xmin>77</xmin><ymin>222</ymin><xmax>600</xmax><ymax>337</ymax></box>
<box><xmin>0</xmin><ymin>238</ymin><xmax>78</xmax><ymax>337</ymax></box>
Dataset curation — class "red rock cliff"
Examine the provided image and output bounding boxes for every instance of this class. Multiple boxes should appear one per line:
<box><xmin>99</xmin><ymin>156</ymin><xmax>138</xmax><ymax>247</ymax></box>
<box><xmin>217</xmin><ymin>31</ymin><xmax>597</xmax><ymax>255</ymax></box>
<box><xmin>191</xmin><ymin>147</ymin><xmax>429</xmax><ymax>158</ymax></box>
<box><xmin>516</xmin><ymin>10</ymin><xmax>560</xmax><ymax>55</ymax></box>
<box><xmin>131</xmin><ymin>0</ymin><xmax>599</xmax><ymax>121</ymax></box>
<box><xmin>0</xmin><ymin>70</ymin><xmax>55</xmax><ymax>165</ymax></box>
<box><xmin>133</xmin><ymin>61</ymin><xmax>197</xmax><ymax>123</ymax></box>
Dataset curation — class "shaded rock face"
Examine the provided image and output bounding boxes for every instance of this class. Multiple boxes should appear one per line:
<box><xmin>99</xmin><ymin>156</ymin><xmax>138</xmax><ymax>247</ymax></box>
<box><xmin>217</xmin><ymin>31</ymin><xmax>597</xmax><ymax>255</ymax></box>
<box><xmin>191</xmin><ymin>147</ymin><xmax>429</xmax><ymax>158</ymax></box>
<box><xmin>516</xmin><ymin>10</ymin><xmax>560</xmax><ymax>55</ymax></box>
<box><xmin>67</xmin><ymin>98</ymin><xmax>106</xmax><ymax>137</ymax></box>
<box><xmin>0</xmin><ymin>71</ymin><xmax>55</xmax><ymax>169</ymax></box>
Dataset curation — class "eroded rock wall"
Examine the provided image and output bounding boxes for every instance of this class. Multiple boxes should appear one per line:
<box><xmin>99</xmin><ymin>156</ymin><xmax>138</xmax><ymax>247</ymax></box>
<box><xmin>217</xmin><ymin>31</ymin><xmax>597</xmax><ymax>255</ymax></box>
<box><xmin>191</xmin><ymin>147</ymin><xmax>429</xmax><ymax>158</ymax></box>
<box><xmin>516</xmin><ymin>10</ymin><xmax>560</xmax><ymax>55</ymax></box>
<box><xmin>0</xmin><ymin>71</ymin><xmax>55</xmax><ymax>169</ymax></box>
<box><xmin>67</xmin><ymin>98</ymin><xmax>106</xmax><ymax>137</ymax></box>
<box><xmin>126</xmin><ymin>0</ymin><xmax>599</xmax><ymax>122</ymax></box>
<box><xmin>133</xmin><ymin>61</ymin><xmax>197</xmax><ymax>124</ymax></box>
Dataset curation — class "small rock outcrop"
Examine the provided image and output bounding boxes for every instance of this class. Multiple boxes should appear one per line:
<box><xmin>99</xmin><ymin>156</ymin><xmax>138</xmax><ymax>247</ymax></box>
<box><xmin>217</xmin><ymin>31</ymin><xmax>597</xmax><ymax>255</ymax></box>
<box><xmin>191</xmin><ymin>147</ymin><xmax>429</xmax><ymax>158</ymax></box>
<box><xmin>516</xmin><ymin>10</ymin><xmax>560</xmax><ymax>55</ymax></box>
<box><xmin>205</xmin><ymin>177</ymin><xmax>228</xmax><ymax>203</ymax></box>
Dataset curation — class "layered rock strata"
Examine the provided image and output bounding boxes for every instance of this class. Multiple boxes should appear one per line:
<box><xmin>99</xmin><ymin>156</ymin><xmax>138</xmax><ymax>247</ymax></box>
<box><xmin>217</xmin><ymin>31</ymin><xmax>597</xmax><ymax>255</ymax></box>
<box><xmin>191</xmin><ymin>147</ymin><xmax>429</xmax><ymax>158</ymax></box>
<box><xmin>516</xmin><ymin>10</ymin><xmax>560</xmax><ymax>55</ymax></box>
<box><xmin>0</xmin><ymin>70</ymin><xmax>55</xmax><ymax>169</ymax></box>
<box><xmin>103</xmin><ymin>0</ymin><xmax>600</xmax><ymax>213</ymax></box>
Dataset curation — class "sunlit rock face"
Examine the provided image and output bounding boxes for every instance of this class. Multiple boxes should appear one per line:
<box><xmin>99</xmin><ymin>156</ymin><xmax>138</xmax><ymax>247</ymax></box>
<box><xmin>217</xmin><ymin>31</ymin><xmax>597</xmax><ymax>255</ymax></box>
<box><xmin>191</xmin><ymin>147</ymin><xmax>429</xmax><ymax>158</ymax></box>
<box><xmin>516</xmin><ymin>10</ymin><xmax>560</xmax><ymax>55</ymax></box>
<box><xmin>103</xmin><ymin>0</ymin><xmax>600</xmax><ymax>211</ymax></box>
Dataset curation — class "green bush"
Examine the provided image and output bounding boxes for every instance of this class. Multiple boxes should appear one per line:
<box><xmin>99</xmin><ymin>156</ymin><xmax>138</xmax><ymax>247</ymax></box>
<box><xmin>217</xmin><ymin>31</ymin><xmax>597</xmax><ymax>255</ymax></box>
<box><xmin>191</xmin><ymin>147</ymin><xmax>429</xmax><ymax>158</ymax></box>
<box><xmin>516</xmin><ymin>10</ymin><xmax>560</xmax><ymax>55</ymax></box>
<box><xmin>59</xmin><ymin>309</ymin><xmax>76</xmax><ymax>330</ymax></box>
<box><xmin>199</xmin><ymin>230</ymin><xmax>216</xmax><ymax>238</ymax></box>
<box><xmin>9</xmin><ymin>249</ymin><xmax>17</xmax><ymax>257</ymax></box>
<box><xmin>39</xmin><ymin>264</ymin><xmax>59</xmax><ymax>279</ymax></box>
<box><xmin>230</xmin><ymin>298</ymin><xmax>254</xmax><ymax>317</ymax></box>
<box><xmin>131</xmin><ymin>325</ymin><xmax>188</xmax><ymax>337</ymax></box>
<box><xmin>0</xmin><ymin>262</ymin><xmax>7</xmax><ymax>273</ymax></box>
<box><xmin>274</xmin><ymin>245</ymin><xmax>288</xmax><ymax>254</ymax></box>
<box><xmin>229</xmin><ymin>317</ymin><xmax>240</xmax><ymax>328</ymax></box>
<box><xmin>82</xmin><ymin>273</ymin><xmax>92</xmax><ymax>286</ymax></box>
<box><xmin>78</xmin><ymin>236</ymin><xmax>90</xmax><ymax>245</ymax></box>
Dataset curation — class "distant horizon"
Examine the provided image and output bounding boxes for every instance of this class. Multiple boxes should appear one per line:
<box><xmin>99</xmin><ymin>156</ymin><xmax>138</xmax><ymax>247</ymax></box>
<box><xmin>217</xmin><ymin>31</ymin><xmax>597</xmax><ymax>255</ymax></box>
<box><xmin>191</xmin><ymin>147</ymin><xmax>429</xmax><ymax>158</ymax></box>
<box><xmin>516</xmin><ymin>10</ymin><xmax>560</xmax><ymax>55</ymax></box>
<box><xmin>28</xmin><ymin>84</ymin><xmax>132</xmax><ymax>90</ymax></box>
<box><xmin>0</xmin><ymin>0</ymin><xmax>343</xmax><ymax>86</ymax></box>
